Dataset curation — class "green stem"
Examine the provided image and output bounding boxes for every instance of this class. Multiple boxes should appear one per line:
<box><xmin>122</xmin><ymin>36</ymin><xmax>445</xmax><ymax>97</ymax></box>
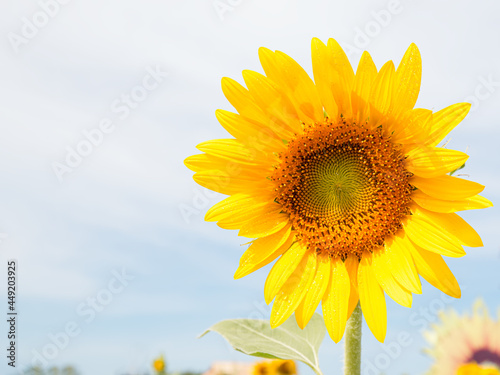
<box><xmin>344</xmin><ymin>303</ymin><xmax>362</xmax><ymax>375</ymax></box>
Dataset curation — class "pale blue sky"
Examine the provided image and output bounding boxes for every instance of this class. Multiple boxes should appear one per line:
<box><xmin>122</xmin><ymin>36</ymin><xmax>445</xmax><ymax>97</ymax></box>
<box><xmin>0</xmin><ymin>0</ymin><xmax>499</xmax><ymax>374</ymax></box>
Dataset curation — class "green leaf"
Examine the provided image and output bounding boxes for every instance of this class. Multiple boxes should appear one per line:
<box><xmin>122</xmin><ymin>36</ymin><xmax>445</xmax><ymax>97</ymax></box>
<box><xmin>200</xmin><ymin>313</ymin><xmax>326</xmax><ymax>375</ymax></box>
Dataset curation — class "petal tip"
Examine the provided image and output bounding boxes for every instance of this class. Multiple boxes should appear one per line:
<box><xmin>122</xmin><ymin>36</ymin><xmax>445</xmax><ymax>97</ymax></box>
<box><xmin>233</xmin><ymin>268</ymin><xmax>244</xmax><ymax>280</ymax></box>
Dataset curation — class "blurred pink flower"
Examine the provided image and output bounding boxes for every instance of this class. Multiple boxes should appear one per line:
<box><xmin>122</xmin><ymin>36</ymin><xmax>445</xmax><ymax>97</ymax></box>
<box><xmin>202</xmin><ymin>362</ymin><xmax>253</xmax><ymax>375</ymax></box>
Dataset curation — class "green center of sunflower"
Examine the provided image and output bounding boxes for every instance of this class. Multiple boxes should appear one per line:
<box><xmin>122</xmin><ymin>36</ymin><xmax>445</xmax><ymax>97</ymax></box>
<box><xmin>272</xmin><ymin>120</ymin><xmax>413</xmax><ymax>259</ymax></box>
<box><xmin>303</xmin><ymin>148</ymin><xmax>372</xmax><ymax>222</ymax></box>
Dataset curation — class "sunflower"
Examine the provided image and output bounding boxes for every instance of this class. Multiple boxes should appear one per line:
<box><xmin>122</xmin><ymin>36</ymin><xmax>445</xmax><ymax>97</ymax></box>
<box><xmin>152</xmin><ymin>355</ymin><xmax>166</xmax><ymax>373</ymax></box>
<box><xmin>424</xmin><ymin>299</ymin><xmax>500</xmax><ymax>375</ymax></box>
<box><xmin>252</xmin><ymin>361</ymin><xmax>271</xmax><ymax>375</ymax></box>
<box><xmin>185</xmin><ymin>38</ymin><xmax>492</xmax><ymax>342</ymax></box>
<box><xmin>272</xmin><ymin>359</ymin><xmax>297</xmax><ymax>375</ymax></box>
<box><xmin>252</xmin><ymin>360</ymin><xmax>297</xmax><ymax>375</ymax></box>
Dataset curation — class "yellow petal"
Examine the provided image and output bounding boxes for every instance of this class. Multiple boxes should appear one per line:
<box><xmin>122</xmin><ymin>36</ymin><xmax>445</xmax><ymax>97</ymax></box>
<box><xmin>205</xmin><ymin>193</ymin><xmax>275</xmax><ymax>222</ymax></box>
<box><xmin>218</xmin><ymin>202</ymin><xmax>282</xmax><ymax>230</ymax></box>
<box><xmin>391</xmin><ymin>108</ymin><xmax>432</xmax><ymax>145</ymax></box>
<box><xmin>185</xmin><ymin>153</ymin><xmax>272</xmax><ymax>175</ymax></box>
<box><xmin>221</xmin><ymin>77</ymin><xmax>269</xmax><ymax>124</ymax></box>
<box><xmin>238</xmin><ymin>210</ymin><xmax>289</xmax><ymax>238</ymax></box>
<box><xmin>259</xmin><ymin>48</ymin><xmax>324</xmax><ymax>122</ymax></box>
<box><xmin>196</xmin><ymin>139</ymin><xmax>271</xmax><ymax>167</ymax></box>
<box><xmin>412</xmin><ymin>190</ymin><xmax>493</xmax><ymax>213</ymax></box>
<box><xmin>411</xmin><ymin>175</ymin><xmax>485</xmax><ymax>201</ymax></box>
<box><xmin>242</xmin><ymin>70</ymin><xmax>302</xmax><ymax>135</ymax></box>
<box><xmin>382</xmin><ymin>237</ymin><xmax>422</xmax><ymax>294</ymax></box>
<box><xmin>193</xmin><ymin>169</ymin><xmax>270</xmax><ymax>195</ymax></box>
<box><xmin>264</xmin><ymin>242</ymin><xmax>308</xmax><ymax>304</ymax></box>
<box><xmin>368</xmin><ymin>61</ymin><xmax>395</xmax><ymax>128</ymax></box>
<box><xmin>345</xmin><ymin>255</ymin><xmax>360</xmax><ymax>319</ymax></box>
<box><xmin>392</xmin><ymin>43</ymin><xmax>421</xmax><ymax>117</ymax></box>
<box><xmin>426</xmin><ymin>103</ymin><xmax>471</xmax><ymax>146</ymax></box>
<box><xmin>184</xmin><ymin>154</ymin><xmax>221</xmax><ymax>173</ymax></box>
<box><xmin>352</xmin><ymin>51</ymin><xmax>378</xmax><ymax>124</ymax></box>
<box><xmin>372</xmin><ymin>250</ymin><xmax>413</xmax><ymax>308</ymax></box>
<box><xmin>295</xmin><ymin>254</ymin><xmax>331</xmax><ymax>329</ymax></box>
<box><xmin>407</xmin><ymin>239</ymin><xmax>461</xmax><ymax>298</ymax></box>
<box><xmin>358</xmin><ymin>253</ymin><xmax>387</xmax><ymax>342</ymax></box>
<box><xmin>184</xmin><ymin>153</ymin><xmax>213</xmax><ymax>173</ymax></box>
<box><xmin>325</xmin><ymin>38</ymin><xmax>355</xmax><ymax>118</ymax></box>
<box><xmin>322</xmin><ymin>258</ymin><xmax>350</xmax><ymax>343</ymax></box>
<box><xmin>215</xmin><ymin>109</ymin><xmax>285</xmax><ymax>152</ymax></box>
<box><xmin>271</xmin><ymin>252</ymin><xmax>317</xmax><ymax>328</ymax></box>
<box><xmin>234</xmin><ymin>226</ymin><xmax>295</xmax><ymax>279</ymax></box>
<box><xmin>406</xmin><ymin>147</ymin><xmax>469</xmax><ymax>178</ymax></box>
<box><xmin>413</xmin><ymin>207</ymin><xmax>483</xmax><ymax>248</ymax></box>
<box><xmin>311</xmin><ymin>38</ymin><xmax>338</xmax><ymax>119</ymax></box>
<box><xmin>404</xmin><ymin>215</ymin><xmax>466</xmax><ymax>258</ymax></box>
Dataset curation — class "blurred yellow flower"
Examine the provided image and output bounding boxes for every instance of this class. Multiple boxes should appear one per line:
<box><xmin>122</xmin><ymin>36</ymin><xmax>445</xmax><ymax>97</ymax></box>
<box><xmin>153</xmin><ymin>354</ymin><xmax>166</xmax><ymax>373</ymax></box>
<box><xmin>252</xmin><ymin>360</ymin><xmax>296</xmax><ymax>375</ymax></box>
<box><xmin>457</xmin><ymin>362</ymin><xmax>500</xmax><ymax>375</ymax></box>
<box><xmin>424</xmin><ymin>299</ymin><xmax>500</xmax><ymax>375</ymax></box>
<box><xmin>272</xmin><ymin>360</ymin><xmax>297</xmax><ymax>375</ymax></box>
<box><xmin>252</xmin><ymin>361</ymin><xmax>271</xmax><ymax>375</ymax></box>
<box><xmin>185</xmin><ymin>37</ymin><xmax>491</xmax><ymax>343</ymax></box>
